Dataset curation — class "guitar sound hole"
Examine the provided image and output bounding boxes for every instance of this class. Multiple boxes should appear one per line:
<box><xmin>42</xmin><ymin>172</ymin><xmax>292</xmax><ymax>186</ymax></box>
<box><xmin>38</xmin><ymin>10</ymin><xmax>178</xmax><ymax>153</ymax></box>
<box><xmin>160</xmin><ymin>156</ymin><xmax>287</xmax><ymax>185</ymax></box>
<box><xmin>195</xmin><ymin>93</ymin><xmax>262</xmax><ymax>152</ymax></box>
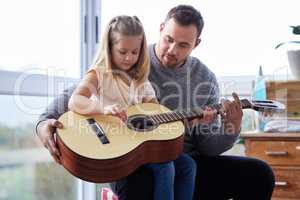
<box><xmin>127</xmin><ymin>114</ymin><xmax>158</xmax><ymax>132</ymax></box>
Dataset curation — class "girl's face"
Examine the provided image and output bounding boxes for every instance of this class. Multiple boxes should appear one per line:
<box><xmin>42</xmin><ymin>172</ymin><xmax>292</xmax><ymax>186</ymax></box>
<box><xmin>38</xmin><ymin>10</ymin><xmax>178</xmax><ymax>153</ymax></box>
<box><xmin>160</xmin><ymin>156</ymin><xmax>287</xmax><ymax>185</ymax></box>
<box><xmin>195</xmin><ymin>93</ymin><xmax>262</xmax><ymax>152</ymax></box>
<box><xmin>111</xmin><ymin>35</ymin><xmax>143</xmax><ymax>72</ymax></box>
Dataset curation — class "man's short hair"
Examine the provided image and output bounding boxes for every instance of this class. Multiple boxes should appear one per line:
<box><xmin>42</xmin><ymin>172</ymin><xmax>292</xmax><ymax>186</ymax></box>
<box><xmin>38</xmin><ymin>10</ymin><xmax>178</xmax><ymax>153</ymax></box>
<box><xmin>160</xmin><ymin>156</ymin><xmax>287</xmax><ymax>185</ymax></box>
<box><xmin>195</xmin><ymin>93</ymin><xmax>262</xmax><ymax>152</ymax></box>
<box><xmin>165</xmin><ymin>5</ymin><xmax>204</xmax><ymax>37</ymax></box>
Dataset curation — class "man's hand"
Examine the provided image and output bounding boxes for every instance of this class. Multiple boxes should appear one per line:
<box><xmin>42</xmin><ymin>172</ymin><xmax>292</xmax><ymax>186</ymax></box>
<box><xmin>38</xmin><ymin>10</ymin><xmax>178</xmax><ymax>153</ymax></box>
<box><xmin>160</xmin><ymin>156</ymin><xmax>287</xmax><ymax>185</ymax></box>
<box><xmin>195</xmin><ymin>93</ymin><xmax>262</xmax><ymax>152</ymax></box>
<box><xmin>36</xmin><ymin>119</ymin><xmax>63</xmax><ymax>164</ymax></box>
<box><xmin>221</xmin><ymin>92</ymin><xmax>243</xmax><ymax>135</ymax></box>
<box><xmin>190</xmin><ymin>106</ymin><xmax>217</xmax><ymax>127</ymax></box>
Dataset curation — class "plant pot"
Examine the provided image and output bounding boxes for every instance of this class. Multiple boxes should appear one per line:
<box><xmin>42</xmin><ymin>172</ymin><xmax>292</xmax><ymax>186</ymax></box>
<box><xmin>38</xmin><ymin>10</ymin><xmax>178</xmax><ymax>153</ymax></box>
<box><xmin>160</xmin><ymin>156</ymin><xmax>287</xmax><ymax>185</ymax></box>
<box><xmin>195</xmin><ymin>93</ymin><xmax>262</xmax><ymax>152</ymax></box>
<box><xmin>287</xmin><ymin>49</ymin><xmax>300</xmax><ymax>79</ymax></box>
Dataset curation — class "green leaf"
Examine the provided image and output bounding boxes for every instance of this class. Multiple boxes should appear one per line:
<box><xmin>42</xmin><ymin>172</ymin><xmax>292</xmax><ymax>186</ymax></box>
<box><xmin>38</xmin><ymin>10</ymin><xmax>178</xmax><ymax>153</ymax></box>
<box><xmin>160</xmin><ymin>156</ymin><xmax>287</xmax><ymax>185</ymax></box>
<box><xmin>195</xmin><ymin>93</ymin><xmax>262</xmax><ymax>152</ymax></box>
<box><xmin>290</xmin><ymin>25</ymin><xmax>300</xmax><ymax>35</ymax></box>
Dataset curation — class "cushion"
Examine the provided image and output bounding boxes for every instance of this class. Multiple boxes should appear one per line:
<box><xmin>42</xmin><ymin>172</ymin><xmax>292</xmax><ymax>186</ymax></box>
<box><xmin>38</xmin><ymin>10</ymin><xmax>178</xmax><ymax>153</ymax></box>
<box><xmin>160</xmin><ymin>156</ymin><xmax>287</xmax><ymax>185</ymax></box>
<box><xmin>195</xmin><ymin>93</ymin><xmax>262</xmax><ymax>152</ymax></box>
<box><xmin>100</xmin><ymin>187</ymin><xmax>118</xmax><ymax>200</ymax></box>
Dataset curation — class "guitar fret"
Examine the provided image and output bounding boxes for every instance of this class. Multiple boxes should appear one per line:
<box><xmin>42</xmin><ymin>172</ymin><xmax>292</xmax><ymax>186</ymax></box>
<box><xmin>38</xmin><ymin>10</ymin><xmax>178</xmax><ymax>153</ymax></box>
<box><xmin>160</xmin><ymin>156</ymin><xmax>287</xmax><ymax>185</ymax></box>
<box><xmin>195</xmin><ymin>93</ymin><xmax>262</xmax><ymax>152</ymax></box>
<box><xmin>166</xmin><ymin>113</ymin><xmax>173</xmax><ymax>122</ymax></box>
<box><xmin>149</xmin><ymin>116</ymin><xmax>159</xmax><ymax>124</ymax></box>
<box><xmin>151</xmin><ymin>115</ymin><xmax>158</xmax><ymax>123</ymax></box>
<box><xmin>172</xmin><ymin>112</ymin><xmax>179</xmax><ymax>120</ymax></box>
<box><xmin>168</xmin><ymin>113</ymin><xmax>174</xmax><ymax>121</ymax></box>
<box><xmin>177</xmin><ymin>111</ymin><xmax>185</xmax><ymax>119</ymax></box>
<box><xmin>168</xmin><ymin>112</ymin><xmax>175</xmax><ymax>120</ymax></box>
<box><xmin>162</xmin><ymin>113</ymin><xmax>170</xmax><ymax>121</ymax></box>
<box><xmin>180</xmin><ymin>112</ymin><xmax>186</xmax><ymax>118</ymax></box>
<box><xmin>174</xmin><ymin>112</ymin><xmax>182</xmax><ymax>120</ymax></box>
<box><xmin>158</xmin><ymin>114</ymin><xmax>164</xmax><ymax>122</ymax></box>
<box><xmin>166</xmin><ymin>113</ymin><xmax>174</xmax><ymax>121</ymax></box>
<box><xmin>171</xmin><ymin>112</ymin><xmax>178</xmax><ymax>121</ymax></box>
<box><xmin>161</xmin><ymin>114</ymin><xmax>169</xmax><ymax>122</ymax></box>
<box><xmin>171</xmin><ymin>112</ymin><xmax>177</xmax><ymax>119</ymax></box>
<box><xmin>157</xmin><ymin>114</ymin><xmax>165</xmax><ymax>123</ymax></box>
<box><xmin>154</xmin><ymin>115</ymin><xmax>163</xmax><ymax>123</ymax></box>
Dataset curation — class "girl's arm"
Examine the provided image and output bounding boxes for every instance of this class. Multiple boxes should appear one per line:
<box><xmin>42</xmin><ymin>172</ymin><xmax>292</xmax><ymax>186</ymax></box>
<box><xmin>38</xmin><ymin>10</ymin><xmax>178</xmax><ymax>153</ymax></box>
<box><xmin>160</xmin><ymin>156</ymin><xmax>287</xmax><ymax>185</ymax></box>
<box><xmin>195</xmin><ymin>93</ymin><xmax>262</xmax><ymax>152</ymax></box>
<box><xmin>68</xmin><ymin>70</ymin><xmax>103</xmax><ymax>115</ymax></box>
<box><xmin>141</xmin><ymin>80</ymin><xmax>158</xmax><ymax>104</ymax></box>
<box><xmin>143</xmin><ymin>97</ymin><xmax>158</xmax><ymax>104</ymax></box>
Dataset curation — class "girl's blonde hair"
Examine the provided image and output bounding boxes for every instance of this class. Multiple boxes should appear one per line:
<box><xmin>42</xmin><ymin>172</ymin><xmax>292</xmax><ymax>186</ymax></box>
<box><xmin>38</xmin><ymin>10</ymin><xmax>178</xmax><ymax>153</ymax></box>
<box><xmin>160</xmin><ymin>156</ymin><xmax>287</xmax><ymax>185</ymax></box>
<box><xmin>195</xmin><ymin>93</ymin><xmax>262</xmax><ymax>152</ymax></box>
<box><xmin>92</xmin><ymin>15</ymin><xmax>149</xmax><ymax>84</ymax></box>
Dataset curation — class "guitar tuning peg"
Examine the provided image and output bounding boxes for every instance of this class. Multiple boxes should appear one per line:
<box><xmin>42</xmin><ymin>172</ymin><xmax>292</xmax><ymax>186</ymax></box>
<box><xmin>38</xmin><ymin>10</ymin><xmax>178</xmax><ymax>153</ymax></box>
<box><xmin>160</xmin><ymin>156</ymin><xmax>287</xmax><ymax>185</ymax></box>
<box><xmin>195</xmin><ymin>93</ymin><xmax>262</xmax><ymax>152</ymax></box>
<box><xmin>262</xmin><ymin>110</ymin><xmax>274</xmax><ymax>117</ymax></box>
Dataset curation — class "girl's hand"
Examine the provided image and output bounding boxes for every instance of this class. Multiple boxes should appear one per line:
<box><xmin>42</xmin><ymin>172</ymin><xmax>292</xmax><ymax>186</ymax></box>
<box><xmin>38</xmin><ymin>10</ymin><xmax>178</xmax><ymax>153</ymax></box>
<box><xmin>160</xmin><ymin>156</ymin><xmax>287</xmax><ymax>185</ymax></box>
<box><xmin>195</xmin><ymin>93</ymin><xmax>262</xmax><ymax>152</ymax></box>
<box><xmin>103</xmin><ymin>104</ymin><xmax>128</xmax><ymax>122</ymax></box>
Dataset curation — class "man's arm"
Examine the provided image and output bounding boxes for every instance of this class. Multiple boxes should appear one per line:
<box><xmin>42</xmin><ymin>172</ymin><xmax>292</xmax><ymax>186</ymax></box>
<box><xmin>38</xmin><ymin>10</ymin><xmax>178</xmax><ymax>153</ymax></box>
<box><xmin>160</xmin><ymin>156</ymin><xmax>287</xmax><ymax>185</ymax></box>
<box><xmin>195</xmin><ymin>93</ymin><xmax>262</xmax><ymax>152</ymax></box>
<box><xmin>190</xmin><ymin>76</ymin><xmax>242</xmax><ymax>156</ymax></box>
<box><xmin>35</xmin><ymin>85</ymin><xmax>76</xmax><ymax>163</ymax></box>
<box><xmin>36</xmin><ymin>85</ymin><xmax>76</xmax><ymax>125</ymax></box>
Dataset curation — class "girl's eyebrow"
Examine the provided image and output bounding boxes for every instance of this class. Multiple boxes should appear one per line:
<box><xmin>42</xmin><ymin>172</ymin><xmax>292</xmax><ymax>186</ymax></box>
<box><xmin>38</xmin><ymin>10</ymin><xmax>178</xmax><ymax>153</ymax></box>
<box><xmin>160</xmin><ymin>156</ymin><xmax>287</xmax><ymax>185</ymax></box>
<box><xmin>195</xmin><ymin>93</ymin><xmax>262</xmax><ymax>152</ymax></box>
<box><xmin>118</xmin><ymin>48</ymin><xmax>139</xmax><ymax>51</ymax></box>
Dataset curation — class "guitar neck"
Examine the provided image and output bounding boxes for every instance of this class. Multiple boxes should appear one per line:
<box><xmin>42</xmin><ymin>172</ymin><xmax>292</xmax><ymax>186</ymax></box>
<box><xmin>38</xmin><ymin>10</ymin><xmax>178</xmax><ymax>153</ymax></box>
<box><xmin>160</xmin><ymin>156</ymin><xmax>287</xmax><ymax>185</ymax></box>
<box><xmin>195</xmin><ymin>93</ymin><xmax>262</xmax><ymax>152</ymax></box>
<box><xmin>148</xmin><ymin>99</ymin><xmax>252</xmax><ymax>124</ymax></box>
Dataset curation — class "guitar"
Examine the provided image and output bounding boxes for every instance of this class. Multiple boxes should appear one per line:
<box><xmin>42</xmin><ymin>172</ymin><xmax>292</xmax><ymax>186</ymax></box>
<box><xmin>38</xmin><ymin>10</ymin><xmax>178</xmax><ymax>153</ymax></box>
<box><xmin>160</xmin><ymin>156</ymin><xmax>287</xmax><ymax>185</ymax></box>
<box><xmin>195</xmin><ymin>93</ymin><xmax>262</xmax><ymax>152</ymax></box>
<box><xmin>57</xmin><ymin>99</ymin><xmax>285</xmax><ymax>183</ymax></box>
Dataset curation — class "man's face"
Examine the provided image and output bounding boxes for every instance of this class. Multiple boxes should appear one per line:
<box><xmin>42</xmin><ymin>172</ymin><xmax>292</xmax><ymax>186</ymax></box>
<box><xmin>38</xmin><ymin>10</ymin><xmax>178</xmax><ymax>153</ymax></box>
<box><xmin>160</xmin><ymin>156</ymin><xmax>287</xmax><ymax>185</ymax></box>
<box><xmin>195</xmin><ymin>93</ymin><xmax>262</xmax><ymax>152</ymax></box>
<box><xmin>156</xmin><ymin>18</ymin><xmax>200</xmax><ymax>68</ymax></box>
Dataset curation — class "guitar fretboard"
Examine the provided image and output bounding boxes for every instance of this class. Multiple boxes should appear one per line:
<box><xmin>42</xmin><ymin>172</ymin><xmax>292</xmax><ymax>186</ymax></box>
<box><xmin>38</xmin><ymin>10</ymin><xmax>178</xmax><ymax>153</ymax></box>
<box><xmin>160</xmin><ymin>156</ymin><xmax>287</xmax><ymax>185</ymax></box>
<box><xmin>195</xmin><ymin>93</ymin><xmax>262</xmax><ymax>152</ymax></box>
<box><xmin>148</xmin><ymin>99</ymin><xmax>252</xmax><ymax>125</ymax></box>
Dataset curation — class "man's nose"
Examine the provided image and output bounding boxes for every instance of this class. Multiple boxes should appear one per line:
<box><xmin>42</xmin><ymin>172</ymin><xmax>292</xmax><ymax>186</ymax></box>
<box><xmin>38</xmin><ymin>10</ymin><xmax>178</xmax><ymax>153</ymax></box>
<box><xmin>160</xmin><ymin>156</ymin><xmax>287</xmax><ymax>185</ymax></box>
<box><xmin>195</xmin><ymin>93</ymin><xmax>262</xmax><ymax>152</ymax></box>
<box><xmin>167</xmin><ymin>43</ymin><xmax>177</xmax><ymax>55</ymax></box>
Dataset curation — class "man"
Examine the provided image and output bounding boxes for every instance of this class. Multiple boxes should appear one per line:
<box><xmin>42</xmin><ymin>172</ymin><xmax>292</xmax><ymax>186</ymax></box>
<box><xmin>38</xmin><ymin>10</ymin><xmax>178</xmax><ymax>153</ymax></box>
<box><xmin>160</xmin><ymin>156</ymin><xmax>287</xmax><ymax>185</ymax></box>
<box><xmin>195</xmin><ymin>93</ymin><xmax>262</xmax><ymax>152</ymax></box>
<box><xmin>36</xmin><ymin>5</ymin><xmax>274</xmax><ymax>200</ymax></box>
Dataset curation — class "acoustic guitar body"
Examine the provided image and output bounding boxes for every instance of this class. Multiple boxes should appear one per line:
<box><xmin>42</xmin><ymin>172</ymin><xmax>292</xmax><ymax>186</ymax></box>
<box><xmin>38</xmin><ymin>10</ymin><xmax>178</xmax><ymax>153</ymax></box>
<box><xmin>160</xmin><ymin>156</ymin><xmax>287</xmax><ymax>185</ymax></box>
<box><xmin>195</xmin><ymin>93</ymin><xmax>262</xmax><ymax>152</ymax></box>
<box><xmin>57</xmin><ymin>103</ymin><xmax>185</xmax><ymax>183</ymax></box>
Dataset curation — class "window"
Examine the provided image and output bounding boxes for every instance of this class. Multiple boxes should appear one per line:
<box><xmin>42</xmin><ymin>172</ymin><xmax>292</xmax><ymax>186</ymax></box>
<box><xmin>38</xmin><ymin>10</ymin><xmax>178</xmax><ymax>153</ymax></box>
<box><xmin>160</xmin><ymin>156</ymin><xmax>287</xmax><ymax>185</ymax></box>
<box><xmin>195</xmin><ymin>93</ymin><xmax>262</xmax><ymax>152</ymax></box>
<box><xmin>0</xmin><ymin>0</ymin><xmax>101</xmax><ymax>199</ymax></box>
<box><xmin>0</xmin><ymin>0</ymin><xmax>81</xmax><ymax>78</ymax></box>
<box><xmin>0</xmin><ymin>95</ymin><xmax>77</xmax><ymax>200</ymax></box>
<box><xmin>101</xmin><ymin>0</ymin><xmax>300</xmax><ymax>77</ymax></box>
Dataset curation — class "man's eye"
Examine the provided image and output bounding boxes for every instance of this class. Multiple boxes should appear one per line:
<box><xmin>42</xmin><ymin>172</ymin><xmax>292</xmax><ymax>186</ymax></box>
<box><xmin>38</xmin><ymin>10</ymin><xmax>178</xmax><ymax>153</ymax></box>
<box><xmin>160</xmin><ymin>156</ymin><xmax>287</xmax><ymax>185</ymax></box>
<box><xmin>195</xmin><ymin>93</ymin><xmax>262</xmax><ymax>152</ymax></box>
<box><xmin>166</xmin><ymin>36</ymin><xmax>173</xmax><ymax>43</ymax></box>
<box><xmin>179</xmin><ymin>44</ymin><xmax>189</xmax><ymax>48</ymax></box>
<box><xmin>119</xmin><ymin>51</ymin><xmax>126</xmax><ymax>55</ymax></box>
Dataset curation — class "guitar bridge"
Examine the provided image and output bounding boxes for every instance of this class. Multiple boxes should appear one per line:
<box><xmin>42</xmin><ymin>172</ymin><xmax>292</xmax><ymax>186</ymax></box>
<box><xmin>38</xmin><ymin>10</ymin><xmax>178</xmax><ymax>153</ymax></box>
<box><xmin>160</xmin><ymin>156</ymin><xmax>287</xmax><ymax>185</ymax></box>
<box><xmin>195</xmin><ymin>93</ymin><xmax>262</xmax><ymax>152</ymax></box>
<box><xmin>86</xmin><ymin>118</ymin><xmax>109</xmax><ymax>144</ymax></box>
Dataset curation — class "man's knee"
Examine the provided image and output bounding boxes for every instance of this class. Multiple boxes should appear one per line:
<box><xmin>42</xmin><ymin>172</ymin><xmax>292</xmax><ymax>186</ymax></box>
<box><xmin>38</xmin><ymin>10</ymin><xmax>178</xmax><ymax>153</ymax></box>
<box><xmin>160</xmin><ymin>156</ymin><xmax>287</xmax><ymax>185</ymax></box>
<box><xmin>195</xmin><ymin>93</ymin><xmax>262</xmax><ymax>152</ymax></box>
<box><xmin>253</xmin><ymin>158</ymin><xmax>275</xmax><ymax>188</ymax></box>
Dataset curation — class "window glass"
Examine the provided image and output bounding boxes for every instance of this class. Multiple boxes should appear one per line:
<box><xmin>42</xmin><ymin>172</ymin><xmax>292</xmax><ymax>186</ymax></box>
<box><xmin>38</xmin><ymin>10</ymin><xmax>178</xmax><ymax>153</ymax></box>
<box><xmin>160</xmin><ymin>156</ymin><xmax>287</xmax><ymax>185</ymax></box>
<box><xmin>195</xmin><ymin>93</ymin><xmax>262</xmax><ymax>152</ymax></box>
<box><xmin>101</xmin><ymin>0</ymin><xmax>300</xmax><ymax>76</ymax></box>
<box><xmin>0</xmin><ymin>95</ymin><xmax>77</xmax><ymax>200</ymax></box>
<box><xmin>0</xmin><ymin>0</ymin><xmax>81</xmax><ymax>78</ymax></box>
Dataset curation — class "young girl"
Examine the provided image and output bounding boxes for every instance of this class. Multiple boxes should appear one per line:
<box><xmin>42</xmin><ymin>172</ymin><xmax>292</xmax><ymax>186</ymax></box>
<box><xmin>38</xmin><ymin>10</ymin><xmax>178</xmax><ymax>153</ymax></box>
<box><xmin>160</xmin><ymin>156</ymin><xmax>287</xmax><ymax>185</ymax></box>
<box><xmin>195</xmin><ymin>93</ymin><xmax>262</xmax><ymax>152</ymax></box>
<box><xmin>68</xmin><ymin>15</ymin><xmax>197</xmax><ymax>200</ymax></box>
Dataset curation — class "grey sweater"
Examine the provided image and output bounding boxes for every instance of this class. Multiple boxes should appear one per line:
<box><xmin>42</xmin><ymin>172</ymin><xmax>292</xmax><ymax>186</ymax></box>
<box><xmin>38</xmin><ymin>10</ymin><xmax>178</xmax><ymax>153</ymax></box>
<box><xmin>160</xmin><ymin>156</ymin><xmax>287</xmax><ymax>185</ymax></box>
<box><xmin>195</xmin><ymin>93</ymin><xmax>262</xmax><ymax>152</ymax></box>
<box><xmin>37</xmin><ymin>44</ymin><xmax>239</xmax><ymax>156</ymax></box>
<box><xmin>148</xmin><ymin>44</ymin><xmax>238</xmax><ymax>156</ymax></box>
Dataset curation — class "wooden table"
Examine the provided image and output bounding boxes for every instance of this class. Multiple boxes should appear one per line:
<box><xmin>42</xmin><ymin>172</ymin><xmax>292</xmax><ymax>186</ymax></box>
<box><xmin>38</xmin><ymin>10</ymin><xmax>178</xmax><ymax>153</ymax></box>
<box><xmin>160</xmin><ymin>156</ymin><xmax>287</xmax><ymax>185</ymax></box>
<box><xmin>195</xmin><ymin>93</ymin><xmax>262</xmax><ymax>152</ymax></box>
<box><xmin>241</xmin><ymin>132</ymin><xmax>300</xmax><ymax>200</ymax></box>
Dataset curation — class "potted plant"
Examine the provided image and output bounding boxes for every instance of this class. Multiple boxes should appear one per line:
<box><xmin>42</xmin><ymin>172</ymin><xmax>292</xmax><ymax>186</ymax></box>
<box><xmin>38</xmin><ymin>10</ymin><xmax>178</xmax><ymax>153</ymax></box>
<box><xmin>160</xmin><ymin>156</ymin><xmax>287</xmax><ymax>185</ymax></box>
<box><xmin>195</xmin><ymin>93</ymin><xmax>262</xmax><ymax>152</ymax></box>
<box><xmin>275</xmin><ymin>25</ymin><xmax>300</xmax><ymax>79</ymax></box>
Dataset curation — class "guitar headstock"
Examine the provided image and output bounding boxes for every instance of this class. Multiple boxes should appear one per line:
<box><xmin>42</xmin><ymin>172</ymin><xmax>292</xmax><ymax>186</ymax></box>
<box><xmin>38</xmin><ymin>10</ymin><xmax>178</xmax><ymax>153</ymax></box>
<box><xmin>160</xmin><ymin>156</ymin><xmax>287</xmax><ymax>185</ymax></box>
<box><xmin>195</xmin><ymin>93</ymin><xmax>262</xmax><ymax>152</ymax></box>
<box><xmin>240</xmin><ymin>99</ymin><xmax>286</xmax><ymax>113</ymax></box>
